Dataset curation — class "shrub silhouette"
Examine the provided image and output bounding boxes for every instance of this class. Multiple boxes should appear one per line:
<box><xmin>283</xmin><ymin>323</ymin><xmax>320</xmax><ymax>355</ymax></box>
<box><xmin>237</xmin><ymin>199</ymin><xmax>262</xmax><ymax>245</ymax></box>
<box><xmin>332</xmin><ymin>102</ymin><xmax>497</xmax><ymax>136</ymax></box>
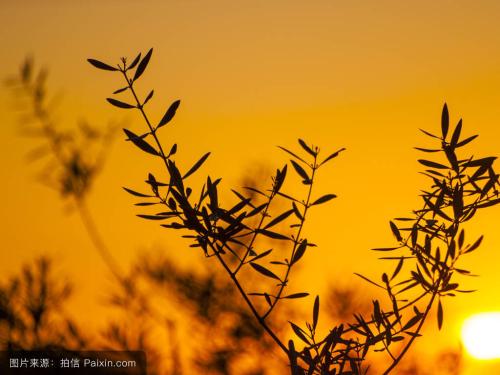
<box><xmin>0</xmin><ymin>257</ymin><xmax>85</xmax><ymax>351</ymax></box>
<box><xmin>88</xmin><ymin>48</ymin><xmax>500</xmax><ymax>374</ymax></box>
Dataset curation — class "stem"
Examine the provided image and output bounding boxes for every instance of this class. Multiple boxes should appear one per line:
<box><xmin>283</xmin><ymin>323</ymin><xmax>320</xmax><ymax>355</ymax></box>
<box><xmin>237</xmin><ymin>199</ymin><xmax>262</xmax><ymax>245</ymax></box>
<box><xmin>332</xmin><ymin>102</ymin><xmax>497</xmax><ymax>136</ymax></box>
<box><xmin>263</xmin><ymin>159</ymin><xmax>317</xmax><ymax>320</ymax></box>
<box><xmin>233</xmin><ymin>192</ymin><xmax>274</xmax><ymax>275</ymax></box>
<box><xmin>76</xmin><ymin>198</ymin><xmax>123</xmax><ymax>282</ymax></box>
<box><xmin>382</xmin><ymin>291</ymin><xmax>437</xmax><ymax>375</ymax></box>
<box><xmin>211</xmin><ymin>242</ymin><xmax>289</xmax><ymax>355</ymax></box>
<box><xmin>118</xmin><ymin>69</ymin><xmax>290</xmax><ymax>356</ymax></box>
<box><xmin>21</xmin><ymin>78</ymin><xmax>125</xmax><ymax>283</ymax></box>
<box><xmin>121</xmin><ymin>71</ymin><xmax>169</xmax><ymax>169</ymax></box>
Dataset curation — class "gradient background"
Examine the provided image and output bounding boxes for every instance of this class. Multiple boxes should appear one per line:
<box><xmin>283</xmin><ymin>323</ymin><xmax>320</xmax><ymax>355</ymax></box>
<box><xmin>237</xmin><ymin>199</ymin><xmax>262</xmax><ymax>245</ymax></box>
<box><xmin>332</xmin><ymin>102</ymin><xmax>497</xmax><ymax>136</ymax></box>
<box><xmin>1</xmin><ymin>1</ymin><xmax>500</xmax><ymax>373</ymax></box>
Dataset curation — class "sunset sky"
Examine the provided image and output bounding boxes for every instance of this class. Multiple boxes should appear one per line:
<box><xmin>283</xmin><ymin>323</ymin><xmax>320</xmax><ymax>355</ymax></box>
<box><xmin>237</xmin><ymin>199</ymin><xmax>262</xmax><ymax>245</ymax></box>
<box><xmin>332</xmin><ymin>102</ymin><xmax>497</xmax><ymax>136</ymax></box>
<box><xmin>1</xmin><ymin>1</ymin><xmax>500</xmax><ymax>373</ymax></box>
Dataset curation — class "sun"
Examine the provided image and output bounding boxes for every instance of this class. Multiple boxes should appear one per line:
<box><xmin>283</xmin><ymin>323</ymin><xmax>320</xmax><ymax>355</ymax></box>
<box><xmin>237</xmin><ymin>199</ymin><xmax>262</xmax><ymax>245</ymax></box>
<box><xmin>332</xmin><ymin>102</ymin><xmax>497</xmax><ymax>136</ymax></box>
<box><xmin>462</xmin><ymin>312</ymin><xmax>500</xmax><ymax>360</ymax></box>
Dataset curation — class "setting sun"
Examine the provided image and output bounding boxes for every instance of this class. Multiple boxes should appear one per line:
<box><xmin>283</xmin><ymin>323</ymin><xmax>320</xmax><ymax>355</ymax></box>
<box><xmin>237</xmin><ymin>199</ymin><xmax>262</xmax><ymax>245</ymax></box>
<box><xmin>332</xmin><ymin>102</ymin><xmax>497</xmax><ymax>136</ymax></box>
<box><xmin>462</xmin><ymin>313</ymin><xmax>500</xmax><ymax>360</ymax></box>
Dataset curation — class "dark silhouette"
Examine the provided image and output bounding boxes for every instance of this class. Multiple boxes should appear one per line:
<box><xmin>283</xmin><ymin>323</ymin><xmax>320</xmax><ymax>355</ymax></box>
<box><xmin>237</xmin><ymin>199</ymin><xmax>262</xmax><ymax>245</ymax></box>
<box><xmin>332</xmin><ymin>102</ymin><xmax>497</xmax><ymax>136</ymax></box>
<box><xmin>89</xmin><ymin>48</ymin><xmax>500</xmax><ymax>374</ymax></box>
<box><xmin>0</xmin><ymin>257</ymin><xmax>85</xmax><ymax>351</ymax></box>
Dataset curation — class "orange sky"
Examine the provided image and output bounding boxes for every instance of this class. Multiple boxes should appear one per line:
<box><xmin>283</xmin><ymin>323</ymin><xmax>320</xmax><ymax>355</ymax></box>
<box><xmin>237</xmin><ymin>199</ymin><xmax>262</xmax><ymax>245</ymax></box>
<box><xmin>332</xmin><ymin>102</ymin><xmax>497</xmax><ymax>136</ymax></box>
<box><xmin>1</xmin><ymin>1</ymin><xmax>500</xmax><ymax>373</ymax></box>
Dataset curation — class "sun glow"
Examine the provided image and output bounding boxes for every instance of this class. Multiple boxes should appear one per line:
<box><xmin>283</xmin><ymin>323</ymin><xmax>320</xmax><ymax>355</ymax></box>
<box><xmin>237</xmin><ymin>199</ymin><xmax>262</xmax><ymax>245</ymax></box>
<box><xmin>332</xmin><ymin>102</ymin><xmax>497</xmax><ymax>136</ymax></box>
<box><xmin>462</xmin><ymin>313</ymin><xmax>500</xmax><ymax>360</ymax></box>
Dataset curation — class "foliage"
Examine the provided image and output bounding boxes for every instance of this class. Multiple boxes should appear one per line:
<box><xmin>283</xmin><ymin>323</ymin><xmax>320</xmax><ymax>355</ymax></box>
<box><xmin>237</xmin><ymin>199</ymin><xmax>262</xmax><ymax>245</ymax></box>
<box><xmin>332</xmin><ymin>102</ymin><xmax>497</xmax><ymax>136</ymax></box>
<box><xmin>6</xmin><ymin>58</ymin><xmax>115</xmax><ymax>199</ymax></box>
<box><xmin>7</xmin><ymin>58</ymin><xmax>295</xmax><ymax>375</ymax></box>
<box><xmin>89</xmin><ymin>47</ymin><xmax>500</xmax><ymax>374</ymax></box>
<box><xmin>0</xmin><ymin>257</ymin><xmax>85</xmax><ymax>351</ymax></box>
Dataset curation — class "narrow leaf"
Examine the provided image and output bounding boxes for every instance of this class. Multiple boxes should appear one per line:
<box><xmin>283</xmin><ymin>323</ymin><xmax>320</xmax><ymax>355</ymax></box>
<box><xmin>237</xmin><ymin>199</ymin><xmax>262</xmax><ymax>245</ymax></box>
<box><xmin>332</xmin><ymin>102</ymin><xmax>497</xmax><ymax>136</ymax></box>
<box><xmin>158</xmin><ymin>100</ymin><xmax>181</xmax><ymax>128</ymax></box>
<box><xmin>298</xmin><ymin>139</ymin><xmax>316</xmax><ymax>156</ymax></box>
<box><xmin>320</xmin><ymin>148</ymin><xmax>346</xmax><ymax>166</ymax></box>
<box><xmin>450</xmin><ymin>119</ymin><xmax>462</xmax><ymax>147</ymax></box>
<box><xmin>437</xmin><ymin>299</ymin><xmax>443</xmax><ymax>330</ymax></box>
<box><xmin>107</xmin><ymin>98</ymin><xmax>135</xmax><ymax>109</ymax></box>
<box><xmin>313</xmin><ymin>295</ymin><xmax>319</xmax><ymax>330</ymax></box>
<box><xmin>291</xmin><ymin>240</ymin><xmax>308</xmax><ymax>265</ymax></box>
<box><xmin>123</xmin><ymin>187</ymin><xmax>153</xmax><ymax>198</ymax></box>
<box><xmin>264</xmin><ymin>209</ymin><xmax>294</xmax><ymax>229</ymax></box>
<box><xmin>278</xmin><ymin>146</ymin><xmax>307</xmax><ymax>164</ymax></box>
<box><xmin>256</xmin><ymin>229</ymin><xmax>290</xmax><ymax>241</ymax></box>
<box><xmin>87</xmin><ymin>58</ymin><xmax>118</xmax><ymax>71</ymax></box>
<box><xmin>250</xmin><ymin>262</ymin><xmax>281</xmax><ymax>281</ymax></box>
<box><xmin>290</xmin><ymin>160</ymin><xmax>309</xmax><ymax>181</ymax></box>
<box><xmin>389</xmin><ymin>221</ymin><xmax>402</xmax><ymax>242</ymax></box>
<box><xmin>418</xmin><ymin>159</ymin><xmax>448</xmax><ymax>170</ymax></box>
<box><xmin>183</xmin><ymin>152</ymin><xmax>210</xmax><ymax>179</ymax></box>
<box><xmin>456</xmin><ymin>134</ymin><xmax>478</xmax><ymax>148</ymax></box>
<box><xmin>133</xmin><ymin>48</ymin><xmax>153</xmax><ymax>81</ymax></box>
<box><xmin>113</xmin><ymin>87</ymin><xmax>128</xmax><ymax>94</ymax></box>
<box><xmin>123</xmin><ymin>128</ymin><xmax>159</xmax><ymax>156</ymax></box>
<box><xmin>143</xmin><ymin>90</ymin><xmax>154</xmax><ymax>105</ymax></box>
<box><xmin>311</xmin><ymin>194</ymin><xmax>337</xmax><ymax>206</ymax></box>
<box><xmin>441</xmin><ymin>103</ymin><xmax>449</xmax><ymax>139</ymax></box>
<box><xmin>127</xmin><ymin>53</ymin><xmax>141</xmax><ymax>70</ymax></box>
<box><xmin>284</xmin><ymin>292</ymin><xmax>309</xmax><ymax>299</ymax></box>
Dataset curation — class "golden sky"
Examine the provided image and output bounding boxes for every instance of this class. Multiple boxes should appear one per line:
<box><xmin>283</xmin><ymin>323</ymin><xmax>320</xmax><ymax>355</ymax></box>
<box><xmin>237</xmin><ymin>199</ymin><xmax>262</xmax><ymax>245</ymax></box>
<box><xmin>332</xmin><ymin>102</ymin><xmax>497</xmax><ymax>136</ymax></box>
<box><xmin>1</xmin><ymin>1</ymin><xmax>500</xmax><ymax>373</ymax></box>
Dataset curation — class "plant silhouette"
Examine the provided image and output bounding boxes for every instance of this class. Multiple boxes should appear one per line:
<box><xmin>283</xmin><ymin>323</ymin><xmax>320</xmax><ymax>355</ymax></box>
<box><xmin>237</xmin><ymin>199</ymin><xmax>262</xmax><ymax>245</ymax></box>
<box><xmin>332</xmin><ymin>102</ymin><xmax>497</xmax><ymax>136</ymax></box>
<box><xmin>88</xmin><ymin>48</ymin><xmax>500</xmax><ymax>374</ymax></box>
<box><xmin>0</xmin><ymin>257</ymin><xmax>85</xmax><ymax>351</ymax></box>
<box><xmin>6</xmin><ymin>58</ymin><xmax>122</xmax><ymax>280</ymax></box>
<box><xmin>6</xmin><ymin>58</ymin><xmax>307</xmax><ymax>374</ymax></box>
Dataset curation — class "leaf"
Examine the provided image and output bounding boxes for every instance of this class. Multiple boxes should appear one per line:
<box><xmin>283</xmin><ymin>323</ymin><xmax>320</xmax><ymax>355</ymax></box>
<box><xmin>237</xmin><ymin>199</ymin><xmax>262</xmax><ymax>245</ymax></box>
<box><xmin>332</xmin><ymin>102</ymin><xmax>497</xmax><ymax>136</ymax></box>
<box><xmin>249</xmin><ymin>249</ymin><xmax>273</xmax><ymax>263</ymax></box>
<box><xmin>289</xmin><ymin>322</ymin><xmax>310</xmax><ymax>344</ymax></box>
<box><xmin>113</xmin><ymin>87</ymin><xmax>128</xmax><ymax>94</ymax></box>
<box><xmin>123</xmin><ymin>187</ymin><xmax>153</xmax><ymax>198</ymax></box>
<box><xmin>167</xmin><ymin>143</ymin><xmax>178</xmax><ymax>158</ymax></box>
<box><xmin>133</xmin><ymin>48</ymin><xmax>153</xmax><ymax>81</ymax></box>
<box><xmin>298</xmin><ymin>139</ymin><xmax>316</xmax><ymax>156</ymax></box>
<box><xmin>273</xmin><ymin>165</ymin><xmax>287</xmax><ymax>193</ymax></box>
<box><xmin>137</xmin><ymin>214</ymin><xmax>168</xmax><ymax>220</ymax></box>
<box><xmin>292</xmin><ymin>202</ymin><xmax>303</xmax><ymax>220</ymax></box>
<box><xmin>414</xmin><ymin>147</ymin><xmax>440</xmax><ymax>153</ymax></box>
<box><xmin>264</xmin><ymin>209</ymin><xmax>294</xmax><ymax>229</ymax></box>
<box><xmin>107</xmin><ymin>98</ymin><xmax>135</xmax><ymax>109</ymax></box>
<box><xmin>278</xmin><ymin>146</ymin><xmax>307</xmax><ymax>164</ymax></box>
<box><xmin>123</xmin><ymin>128</ymin><xmax>159</xmax><ymax>156</ymax></box>
<box><xmin>403</xmin><ymin>313</ymin><xmax>422</xmax><ymax>331</ymax></box>
<box><xmin>476</xmin><ymin>198</ymin><xmax>500</xmax><ymax>208</ymax></box>
<box><xmin>183</xmin><ymin>152</ymin><xmax>210</xmax><ymax>179</ymax></box>
<box><xmin>419</xmin><ymin>128</ymin><xmax>441</xmax><ymax>139</ymax></box>
<box><xmin>450</xmin><ymin>119</ymin><xmax>462</xmax><ymax>147</ymax></box>
<box><xmin>256</xmin><ymin>229</ymin><xmax>290</xmax><ymax>241</ymax></box>
<box><xmin>250</xmin><ymin>262</ymin><xmax>281</xmax><ymax>281</ymax></box>
<box><xmin>354</xmin><ymin>273</ymin><xmax>384</xmax><ymax>289</ymax></box>
<box><xmin>290</xmin><ymin>160</ymin><xmax>309</xmax><ymax>181</ymax></box>
<box><xmin>437</xmin><ymin>299</ymin><xmax>443</xmax><ymax>330</ymax></box>
<box><xmin>284</xmin><ymin>292</ymin><xmax>309</xmax><ymax>299</ymax></box>
<box><xmin>87</xmin><ymin>58</ymin><xmax>118</xmax><ymax>71</ymax></box>
<box><xmin>391</xmin><ymin>257</ymin><xmax>404</xmax><ymax>281</ymax></box>
<box><xmin>311</xmin><ymin>194</ymin><xmax>337</xmax><ymax>206</ymax></box>
<box><xmin>143</xmin><ymin>90</ymin><xmax>154</xmax><ymax>105</ymax></box>
<box><xmin>127</xmin><ymin>52</ymin><xmax>141</xmax><ymax>70</ymax></box>
<box><xmin>456</xmin><ymin>134</ymin><xmax>478</xmax><ymax>148</ymax></box>
<box><xmin>313</xmin><ymin>295</ymin><xmax>319</xmax><ymax>330</ymax></box>
<box><xmin>291</xmin><ymin>240</ymin><xmax>307</xmax><ymax>265</ymax></box>
<box><xmin>441</xmin><ymin>103</ymin><xmax>449</xmax><ymax>139</ymax></box>
<box><xmin>372</xmin><ymin>247</ymin><xmax>400</xmax><ymax>251</ymax></box>
<box><xmin>320</xmin><ymin>148</ymin><xmax>346</xmax><ymax>166</ymax></box>
<box><xmin>418</xmin><ymin>159</ymin><xmax>448</xmax><ymax>170</ymax></box>
<box><xmin>465</xmin><ymin>235</ymin><xmax>483</xmax><ymax>254</ymax></box>
<box><xmin>389</xmin><ymin>221</ymin><xmax>402</xmax><ymax>242</ymax></box>
<box><xmin>458</xmin><ymin>229</ymin><xmax>465</xmax><ymax>249</ymax></box>
<box><xmin>158</xmin><ymin>100</ymin><xmax>181</xmax><ymax>128</ymax></box>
